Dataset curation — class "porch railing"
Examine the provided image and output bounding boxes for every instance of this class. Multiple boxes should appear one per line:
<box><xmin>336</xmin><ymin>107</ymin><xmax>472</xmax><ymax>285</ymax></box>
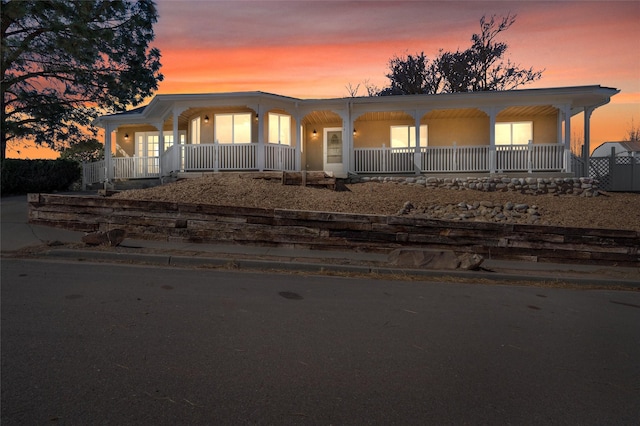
<box><xmin>354</xmin><ymin>143</ymin><xmax>564</xmax><ymax>174</ymax></box>
<box><xmin>162</xmin><ymin>144</ymin><xmax>179</xmax><ymax>175</ymax></box>
<box><xmin>82</xmin><ymin>160</ymin><xmax>105</xmax><ymax>187</ymax></box>
<box><xmin>497</xmin><ymin>143</ymin><xmax>564</xmax><ymax>172</ymax></box>
<box><xmin>264</xmin><ymin>144</ymin><xmax>296</xmax><ymax>171</ymax></box>
<box><xmin>422</xmin><ymin>145</ymin><xmax>489</xmax><ymax>172</ymax></box>
<box><xmin>113</xmin><ymin>156</ymin><xmax>160</xmax><ymax>179</ymax></box>
<box><xmin>180</xmin><ymin>143</ymin><xmax>257</xmax><ymax>171</ymax></box>
<box><xmin>83</xmin><ymin>142</ymin><xmax>569</xmax><ymax>185</ymax></box>
<box><xmin>354</xmin><ymin>146</ymin><xmax>416</xmax><ymax>173</ymax></box>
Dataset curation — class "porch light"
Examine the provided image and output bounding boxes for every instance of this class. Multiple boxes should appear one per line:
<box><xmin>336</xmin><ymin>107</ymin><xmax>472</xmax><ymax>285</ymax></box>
<box><xmin>353</xmin><ymin>128</ymin><xmax>357</xmax><ymax>135</ymax></box>
<box><xmin>204</xmin><ymin>115</ymin><xmax>209</xmax><ymax>123</ymax></box>
<box><xmin>312</xmin><ymin>129</ymin><xmax>317</xmax><ymax>137</ymax></box>
<box><xmin>124</xmin><ymin>133</ymin><xmax>129</xmax><ymax>140</ymax></box>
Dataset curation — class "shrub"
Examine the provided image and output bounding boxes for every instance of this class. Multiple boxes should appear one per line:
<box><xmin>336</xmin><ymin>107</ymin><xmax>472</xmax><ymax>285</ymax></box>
<box><xmin>60</xmin><ymin>139</ymin><xmax>105</xmax><ymax>163</ymax></box>
<box><xmin>1</xmin><ymin>159</ymin><xmax>81</xmax><ymax>195</ymax></box>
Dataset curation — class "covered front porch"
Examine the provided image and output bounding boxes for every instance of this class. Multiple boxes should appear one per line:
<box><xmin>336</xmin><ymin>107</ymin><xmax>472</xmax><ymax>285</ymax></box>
<box><xmin>85</xmin><ymin>87</ymin><xmax>618</xmax><ymax>187</ymax></box>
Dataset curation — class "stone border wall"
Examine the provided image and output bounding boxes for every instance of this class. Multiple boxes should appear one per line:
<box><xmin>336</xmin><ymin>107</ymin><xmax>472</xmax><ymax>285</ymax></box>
<box><xmin>350</xmin><ymin>176</ymin><xmax>600</xmax><ymax>197</ymax></box>
<box><xmin>27</xmin><ymin>194</ymin><xmax>639</xmax><ymax>266</ymax></box>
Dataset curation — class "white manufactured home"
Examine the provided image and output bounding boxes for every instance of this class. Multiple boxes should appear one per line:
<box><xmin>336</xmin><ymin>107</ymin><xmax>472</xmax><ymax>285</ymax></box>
<box><xmin>85</xmin><ymin>85</ymin><xmax>618</xmax><ymax>185</ymax></box>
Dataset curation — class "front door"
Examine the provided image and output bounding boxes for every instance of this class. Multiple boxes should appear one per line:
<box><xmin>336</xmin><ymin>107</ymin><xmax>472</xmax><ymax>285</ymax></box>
<box><xmin>323</xmin><ymin>127</ymin><xmax>344</xmax><ymax>175</ymax></box>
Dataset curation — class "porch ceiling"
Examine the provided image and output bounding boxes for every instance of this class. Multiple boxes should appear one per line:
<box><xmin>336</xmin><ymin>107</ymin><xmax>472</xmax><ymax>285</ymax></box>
<box><xmin>161</xmin><ymin>104</ymin><xmax>557</xmax><ymax>128</ymax></box>
<box><xmin>425</xmin><ymin>109</ymin><xmax>487</xmax><ymax>119</ymax></box>
<box><xmin>302</xmin><ymin>110</ymin><xmax>342</xmax><ymax>125</ymax></box>
<box><xmin>498</xmin><ymin>105</ymin><xmax>558</xmax><ymax>117</ymax></box>
<box><xmin>355</xmin><ymin>111</ymin><xmax>413</xmax><ymax>121</ymax></box>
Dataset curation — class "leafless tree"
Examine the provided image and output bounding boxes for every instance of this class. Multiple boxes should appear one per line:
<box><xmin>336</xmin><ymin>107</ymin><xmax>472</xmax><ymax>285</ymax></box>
<box><xmin>345</xmin><ymin>83</ymin><xmax>361</xmax><ymax>97</ymax></box>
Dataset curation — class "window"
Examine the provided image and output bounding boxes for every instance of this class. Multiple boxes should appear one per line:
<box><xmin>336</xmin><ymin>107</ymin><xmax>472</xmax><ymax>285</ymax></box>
<box><xmin>268</xmin><ymin>113</ymin><xmax>291</xmax><ymax>145</ymax></box>
<box><xmin>136</xmin><ymin>133</ymin><xmax>158</xmax><ymax>157</ymax></box>
<box><xmin>390</xmin><ymin>125</ymin><xmax>427</xmax><ymax>148</ymax></box>
<box><xmin>495</xmin><ymin>122</ymin><xmax>533</xmax><ymax>145</ymax></box>
<box><xmin>191</xmin><ymin>117</ymin><xmax>200</xmax><ymax>144</ymax></box>
<box><xmin>135</xmin><ymin>131</ymin><xmax>187</xmax><ymax>156</ymax></box>
<box><xmin>162</xmin><ymin>131</ymin><xmax>186</xmax><ymax>150</ymax></box>
<box><xmin>215</xmin><ymin>113</ymin><xmax>251</xmax><ymax>144</ymax></box>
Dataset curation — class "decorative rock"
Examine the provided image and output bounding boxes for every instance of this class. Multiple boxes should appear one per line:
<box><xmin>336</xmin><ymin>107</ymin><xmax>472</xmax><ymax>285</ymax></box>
<box><xmin>388</xmin><ymin>248</ymin><xmax>460</xmax><ymax>270</ymax></box>
<box><xmin>514</xmin><ymin>203</ymin><xmax>529</xmax><ymax>211</ymax></box>
<box><xmin>82</xmin><ymin>229</ymin><xmax>126</xmax><ymax>247</ymax></box>
<box><xmin>397</xmin><ymin>201</ymin><xmax>414</xmax><ymax>215</ymax></box>
<box><xmin>458</xmin><ymin>253</ymin><xmax>484</xmax><ymax>270</ymax></box>
<box><xmin>364</xmin><ymin>176</ymin><xmax>598</xmax><ymax>196</ymax></box>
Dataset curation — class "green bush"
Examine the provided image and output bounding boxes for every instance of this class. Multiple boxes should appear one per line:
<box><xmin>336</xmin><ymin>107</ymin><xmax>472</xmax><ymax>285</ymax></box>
<box><xmin>1</xmin><ymin>159</ymin><xmax>81</xmax><ymax>195</ymax></box>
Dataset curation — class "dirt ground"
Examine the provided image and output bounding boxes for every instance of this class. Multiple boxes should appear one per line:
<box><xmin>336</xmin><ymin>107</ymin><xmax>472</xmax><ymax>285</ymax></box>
<box><xmin>112</xmin><ymin>174</ymin><xmax>640</xmax><ymax>231</ymax></box>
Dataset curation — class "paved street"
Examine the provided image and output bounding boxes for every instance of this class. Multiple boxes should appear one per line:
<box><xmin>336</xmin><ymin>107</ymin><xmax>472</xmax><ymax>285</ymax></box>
<box><xmin>2</xmin><ymin>258</ymin><xmax>639</xmax><ymax>425</ymax></box>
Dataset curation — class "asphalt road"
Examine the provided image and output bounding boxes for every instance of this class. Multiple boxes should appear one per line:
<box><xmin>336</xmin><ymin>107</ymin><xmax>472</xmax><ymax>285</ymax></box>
<box><xmin>2</xmin><ymin>259</ymin><xmax>639</xmax><ymax>425</ymax></box>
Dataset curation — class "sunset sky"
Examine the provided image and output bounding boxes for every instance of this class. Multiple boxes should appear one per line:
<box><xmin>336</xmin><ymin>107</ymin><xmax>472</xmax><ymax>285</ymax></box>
<box><xmin>8</xmin><ymin>0</ymin><xmax>640</xmax><ymax>159</ymax></box>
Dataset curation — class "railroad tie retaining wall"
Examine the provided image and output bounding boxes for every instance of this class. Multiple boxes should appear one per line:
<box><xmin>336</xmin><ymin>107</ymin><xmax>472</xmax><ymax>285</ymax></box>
<box><xmin>27</xmin><ymin>193</ymin><xmax>640</xmax><ymax>266</ymax></box>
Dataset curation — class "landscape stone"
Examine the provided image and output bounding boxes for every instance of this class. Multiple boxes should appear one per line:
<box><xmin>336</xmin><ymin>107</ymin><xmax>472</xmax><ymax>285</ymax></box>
<box><xmin>458</xmin><ymin>253</ymin><xmax>484</xmax><ymax>270</ymax></box>
<box><xmin>82</xmin><ymin>229</ymin><xmax>126</xmax><ymax>247</ymax></box>
<box><xmin>388</xmin><ymin>248</ymin><xmax>460</xmax><ymax>270</ymax></box>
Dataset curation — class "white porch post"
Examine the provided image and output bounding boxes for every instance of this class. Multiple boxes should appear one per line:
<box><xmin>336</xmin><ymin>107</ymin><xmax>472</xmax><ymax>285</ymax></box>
<box><xmin>257</xmin><ymin>105</ymin><xmax>265</xmax><ymax>171</ymax></box>
<box><xmin>557</xmin><ymin>109</ymin><xmax>563</xmax><ymax>147</ymax></box>
<box><xmin>344</xmin><ymin>103</ymin><xmax>352</xmax><ymax>176</ymax></box>
<box><xmin>583</xmin><ymin>106</ymin><xmax>594</xmax><ymax>178</ymax></box>
<box><xmin>483</xmin><ymin>108</ymin><xmax>497</xmax><ymax>174</ymax></box>
<box><xmin>295</xmin><ymin>113</ymin><xmax>302</xmax><ymax>171</ymax></box>
<box><xmin>412</xmin><ymin>110</ymin><xmax>426</xmax><ymax>175</ymax></box>
<box><xmin>154</xmin><ymin>121</ymin><xmax>164</xmax><ymax>179</ymax></box>
<box><xmin>340</xmin><ymin>106</ymin><xmax>351</xmax><ymax>177</ymax></box>
<box><xmin>348</xmin><ymin>105</ymin><xmax>356</xmax><ymax>174</ymax></box>
<box><xmin>173</xmin><ymin>107</ymin><xmax>180</xmax><ymax>173</ymax></box>
<box><xmin>562</xmin><ymin>104</ymin><xmax>572</xmax><ymax>174</ymax></box>
<box><xmin>104</xmin><ymin>123</ymin><xmax>114</xmax><ymax>182</ymax></box>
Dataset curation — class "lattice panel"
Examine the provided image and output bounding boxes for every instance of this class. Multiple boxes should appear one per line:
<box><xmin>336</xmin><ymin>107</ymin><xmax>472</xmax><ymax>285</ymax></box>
<box><xmin>589</xmin><ymin>157</ymin><xmax>611</xmax><ymax>190</ymax></box>
<box><xmin>614</xmin><ymin>156</ymin><xmax>640</xmax><ymax>166</ymax></box>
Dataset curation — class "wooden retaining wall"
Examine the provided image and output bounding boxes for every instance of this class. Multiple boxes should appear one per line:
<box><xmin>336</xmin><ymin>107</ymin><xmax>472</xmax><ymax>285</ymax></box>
<box><xmin>27</xmin><ymin>194</ymin><xmax>640</xmax><ymax>267</ymax></box>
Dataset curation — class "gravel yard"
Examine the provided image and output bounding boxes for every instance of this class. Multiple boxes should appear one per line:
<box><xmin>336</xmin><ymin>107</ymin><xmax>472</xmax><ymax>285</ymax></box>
<box><xmin>112</xmin><ymin>174</ymin><xmax>640</xmax><ymax>231</ymax></box>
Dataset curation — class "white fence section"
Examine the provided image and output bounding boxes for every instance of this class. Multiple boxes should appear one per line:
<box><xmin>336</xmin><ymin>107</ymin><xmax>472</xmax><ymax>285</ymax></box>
<box><xmin>264</xmin><ymin>144</ymin><xmax>296</xmax><ymax>171</ymax></box>
<box><xmin>181</xmin><ymin>144</ymin><xmax>215</xmax><ymax>171</ymax></box>
<box><xmin>113</xmin><ymin>156</ymin><xmax>159</xmax><ymax>179</ymax></box>
<box><xmin>422</xmin><ymin>145</ymin><xmax>489</xmax><ymax>172</ymax></box>
<box><xmin>219</xmin><ymin>144</ymin><xmax>257</xmax><ymax>170</ymax></box>
<box><xmin>354</xmin><ymin>146</ymin><xmax>416</xmax><ymax>173</ymax></box>
<box><xmin>82</xmin><ymin>160</ymin><xmax>105</xmax><ymax>187</ymax></box>
<box><xmin>82</xmin><ymin>142</ymin><xmax>569</xmax><ymax>186</ymax></box>
<box><xmin>497</xmin><ymin>143</ymin><xmax>564</xmax><ymax>172</ymax></box>
<box><xmin>162</xmin><ymin>145</ymin><xmax>179</xmax><ymax>174</ymax></box>
<box><xmin>355</xmin><ymin>145</ymin><xmax>491</xmax><ymax>173</ymax></box>
<box><xmin>180</xmin><ymin>144</ymin><xmax>257</xmax><ymax>171</ymax></box>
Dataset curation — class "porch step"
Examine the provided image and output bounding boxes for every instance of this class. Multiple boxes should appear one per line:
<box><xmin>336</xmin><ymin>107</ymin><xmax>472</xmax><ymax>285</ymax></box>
<box><xmin>282</xmin><ymin>171</ymin><xmax>336</xmax><ymax>190</ymax></box>
<box><xmin>239</xmin><ymin>171</ymin><xmax>337</xmax><ymax>190</ymax></box>
<box><xmin>111</xmin><ymin>178</ymin><xmax>163</xmax><ymax>191</ymax></box>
